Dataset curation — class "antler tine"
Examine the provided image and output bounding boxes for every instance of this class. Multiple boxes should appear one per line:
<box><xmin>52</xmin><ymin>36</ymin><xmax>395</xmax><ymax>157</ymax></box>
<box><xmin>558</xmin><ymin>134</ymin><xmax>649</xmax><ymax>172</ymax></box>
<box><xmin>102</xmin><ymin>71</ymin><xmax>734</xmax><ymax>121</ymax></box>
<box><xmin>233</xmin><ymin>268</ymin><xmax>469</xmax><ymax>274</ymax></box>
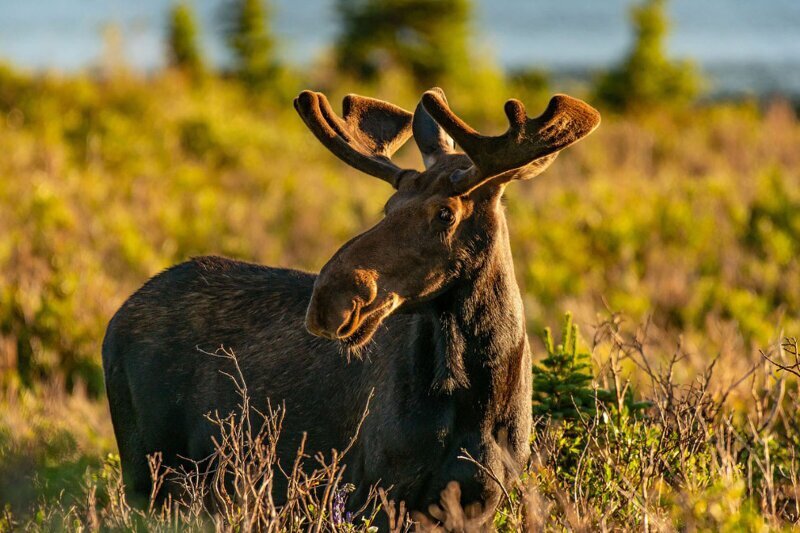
<box><xmin>503</xmin><ymin>99</ymin><xmax>527</xmax><ymax>129</ymax></box>
<box><xmin>294</xmin><ymin>90</ymin><xmax>414</xmax><ymax>187</ymax></box>
<box><xmin>420</xmin><ymin>87</ymin><xmax>482</xmax><ymax>156</ymax></box>
<box><xmin>421</xmin><ymin>89</ymin><xmax>601</xmax><ymax>193</ymax></box>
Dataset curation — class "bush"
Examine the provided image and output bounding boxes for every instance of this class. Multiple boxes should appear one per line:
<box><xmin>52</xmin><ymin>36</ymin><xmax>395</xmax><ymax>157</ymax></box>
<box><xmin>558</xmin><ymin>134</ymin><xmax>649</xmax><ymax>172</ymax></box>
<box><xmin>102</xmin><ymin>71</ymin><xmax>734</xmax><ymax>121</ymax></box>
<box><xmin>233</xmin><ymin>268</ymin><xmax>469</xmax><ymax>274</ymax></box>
<box><xmin>222</xmin><ymin>0</ymin><xmax>277</xmax><ymax>87</ymax></box>
<box><xmin>593</xmin><ymin>0</ymin><xmax>702</xmax><ymax>112</ymax></box>
<box><xmin>532</xmin><ymin>312</ymin><xmax>606</xmax><ymax>421</ymax></box>
<box><xmin>167</xmin><ymin>1</ymin><xmax>206</xmax><ymax>80</ymax></box>
<box><xmin>335</xmin><ymin>0</ymin><xmax>472</xmax><ymax>86</ymax></box>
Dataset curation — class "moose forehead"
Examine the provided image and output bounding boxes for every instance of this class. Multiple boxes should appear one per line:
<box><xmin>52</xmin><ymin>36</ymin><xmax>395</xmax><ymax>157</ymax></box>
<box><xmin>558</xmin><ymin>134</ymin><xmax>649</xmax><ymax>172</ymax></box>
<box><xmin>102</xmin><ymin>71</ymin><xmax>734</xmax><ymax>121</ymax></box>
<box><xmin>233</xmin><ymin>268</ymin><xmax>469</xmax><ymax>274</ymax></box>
<box><xmin>384</xmin><ymin>153</ymin><xmax>477</xmax><ymax>212</ymax></box>
<box><xmin>396</xmin><ymin>153</ymin><xmax>474</xmax><ymax>196</ymax></box>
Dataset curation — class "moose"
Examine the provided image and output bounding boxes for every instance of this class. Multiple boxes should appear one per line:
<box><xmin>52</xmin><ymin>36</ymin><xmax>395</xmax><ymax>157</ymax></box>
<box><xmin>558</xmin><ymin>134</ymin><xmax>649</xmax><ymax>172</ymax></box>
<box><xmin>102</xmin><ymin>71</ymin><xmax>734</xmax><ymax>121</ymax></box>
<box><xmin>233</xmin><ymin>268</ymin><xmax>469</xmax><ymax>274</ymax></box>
<box><xmin>102</xmin><ymin>87</ymin><xmax>599</xmax><ymax>526</ymax></box>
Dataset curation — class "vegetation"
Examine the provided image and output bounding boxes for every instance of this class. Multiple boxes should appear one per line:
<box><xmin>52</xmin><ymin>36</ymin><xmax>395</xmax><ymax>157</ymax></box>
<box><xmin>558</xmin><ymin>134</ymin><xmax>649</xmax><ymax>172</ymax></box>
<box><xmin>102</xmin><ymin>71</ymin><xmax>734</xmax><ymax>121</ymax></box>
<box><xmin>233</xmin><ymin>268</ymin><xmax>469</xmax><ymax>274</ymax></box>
<box><xmin>167</xmin><ymin>1</ymin><xmax>206</xmax><ymax>80</ymax></box>
<box><xmin>222</xmin><ymin>0</ymin><xmax>277</xmax><ymax>86</ymax></box>
<box><xmin>335</xmin><ymin>0</ymin><xmax>472</xmax><ymax>85</ymax></box>
<box><xmin>594</xmin><ymin>0</ymin><xmax>701</xmax><ymax>112</ymax></box>
<box><xmin>532</xmin><ymin>313</ymin><xmax>649</xmax><ymax>422</ymax></box>
<box><xmin>1</xmin><ymin>0</ymin><xmax>800</xmax><ymax>529</ymax></box>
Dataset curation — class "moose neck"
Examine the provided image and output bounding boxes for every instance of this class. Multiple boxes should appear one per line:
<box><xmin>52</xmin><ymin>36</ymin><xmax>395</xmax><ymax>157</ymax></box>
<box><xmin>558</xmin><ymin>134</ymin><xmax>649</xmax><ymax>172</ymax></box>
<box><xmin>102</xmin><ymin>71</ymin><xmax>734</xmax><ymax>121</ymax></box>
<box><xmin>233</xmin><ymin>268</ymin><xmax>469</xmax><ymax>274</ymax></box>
<box><xmin>427</xmin><ymin>210</ymin><xmax>527</xmax><ymax>395</ymax></box>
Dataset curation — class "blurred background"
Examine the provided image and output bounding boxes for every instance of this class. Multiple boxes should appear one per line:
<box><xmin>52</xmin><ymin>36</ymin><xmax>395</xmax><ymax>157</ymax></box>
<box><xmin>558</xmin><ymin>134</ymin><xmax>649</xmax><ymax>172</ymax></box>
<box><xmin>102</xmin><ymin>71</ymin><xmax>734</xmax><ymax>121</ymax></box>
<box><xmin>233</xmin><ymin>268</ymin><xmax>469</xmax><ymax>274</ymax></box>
<box><xmin>0</xmin><ymin>0</ymin><xmax>799</xmax><ymax>528</ymax></box>
<box><xmin>2</xmin><ymin>0</ymin><xmax>800</xmax><ymax>97</ymax></box>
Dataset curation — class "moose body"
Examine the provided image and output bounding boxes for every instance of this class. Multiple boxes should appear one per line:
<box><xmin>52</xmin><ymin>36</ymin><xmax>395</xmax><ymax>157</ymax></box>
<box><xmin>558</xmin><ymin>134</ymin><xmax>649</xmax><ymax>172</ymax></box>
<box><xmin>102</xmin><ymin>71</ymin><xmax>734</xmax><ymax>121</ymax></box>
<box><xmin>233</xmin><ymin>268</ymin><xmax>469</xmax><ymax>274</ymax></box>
<box><xmin>103</xmin><ymin>88</ymin><xmax>599</xmax><ymax>526</ymax></box>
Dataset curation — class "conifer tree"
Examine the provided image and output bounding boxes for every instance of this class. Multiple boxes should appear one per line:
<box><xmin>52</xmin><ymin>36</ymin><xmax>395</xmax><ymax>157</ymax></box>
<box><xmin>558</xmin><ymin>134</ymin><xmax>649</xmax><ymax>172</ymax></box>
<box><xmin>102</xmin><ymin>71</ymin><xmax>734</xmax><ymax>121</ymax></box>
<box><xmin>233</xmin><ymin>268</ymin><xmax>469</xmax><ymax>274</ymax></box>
<box><xmin>335</xmin><ymin>0</ymin><xmax>471</xmax><ymax>86</ymax></box>
<box><xmin>223</xmin><ymin>0</ymin><xmax>276</xmax><ymax>86</ymax></box>
<box><xmin>532</xmin><ymin>313</ymin><xmax>650</xmax><ymax>422</ymax></box>
<box><xmin>594</xmin><ymin>0</ymin><xmax>701</xmax><ymax>111</ymax></box>
<box><xmin>167</xmin><ymin>1</ymin><xmax>206</xmax><ymax>79</ymax></box>
<box><xmin>532</xmin><ymin>313</ymin><xmax>600</xmax><ymax>421</ymax></box>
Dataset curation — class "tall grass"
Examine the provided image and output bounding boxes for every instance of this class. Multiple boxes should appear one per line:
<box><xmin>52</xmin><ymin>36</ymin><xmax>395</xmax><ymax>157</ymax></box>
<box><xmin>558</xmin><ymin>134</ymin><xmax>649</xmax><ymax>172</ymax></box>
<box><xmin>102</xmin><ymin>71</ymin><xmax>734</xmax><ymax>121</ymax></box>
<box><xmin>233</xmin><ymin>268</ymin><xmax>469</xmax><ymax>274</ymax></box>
<box><xmin>3</xmin><ymin>322</ymin><xmax>799</xmax><ymax>530</ymax></box>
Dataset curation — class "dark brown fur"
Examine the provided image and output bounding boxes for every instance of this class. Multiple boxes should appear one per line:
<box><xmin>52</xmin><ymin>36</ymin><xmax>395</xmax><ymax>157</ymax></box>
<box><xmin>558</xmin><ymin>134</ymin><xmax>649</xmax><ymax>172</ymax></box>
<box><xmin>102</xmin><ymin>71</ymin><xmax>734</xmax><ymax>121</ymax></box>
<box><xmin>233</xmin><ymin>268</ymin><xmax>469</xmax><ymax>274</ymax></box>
<box><xmin>102</xmin><ymin>88</ymin><xmax>599</xmax><ymax>526</ymax></box>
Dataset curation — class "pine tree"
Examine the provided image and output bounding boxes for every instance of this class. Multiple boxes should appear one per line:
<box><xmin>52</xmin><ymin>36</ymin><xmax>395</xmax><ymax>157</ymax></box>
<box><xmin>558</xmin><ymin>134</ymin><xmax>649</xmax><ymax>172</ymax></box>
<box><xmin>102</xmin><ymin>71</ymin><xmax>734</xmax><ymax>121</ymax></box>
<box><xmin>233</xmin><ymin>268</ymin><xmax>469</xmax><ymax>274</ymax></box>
<box><xmin>335</xmin><ymin>0</ymin><xmax>471</xmax><ymax>86</ymax></box>
<box><xmin>532</xmin><ymin>313</ymin><xmax>600</xmax><ymax>421</ymax></box>
<box><xmin>167</xmin><ymin>1</ymin><xmax>205</xmax><ymax>79</ymax></box>
<box><xmin>223</xmin><ymin>0</ymin><xmax>276</xmax><ymax>86</ymax></box>
<box><xmin>532</xmin><ymin>313</ymin><xmax>650</xmax><ymax>422</ymax></box>
<box><xmin>593</xmin><ymin>0</ymin><xmax>701</xmax><ymax>112</ymax></box>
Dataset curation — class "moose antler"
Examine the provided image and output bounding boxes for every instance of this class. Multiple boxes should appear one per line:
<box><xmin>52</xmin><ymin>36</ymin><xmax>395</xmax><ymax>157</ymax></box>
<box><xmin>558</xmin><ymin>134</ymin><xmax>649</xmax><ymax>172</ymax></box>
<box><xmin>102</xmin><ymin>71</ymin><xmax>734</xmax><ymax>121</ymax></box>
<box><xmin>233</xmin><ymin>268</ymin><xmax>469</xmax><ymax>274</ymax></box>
<box><xmin>294</xmin><ymin>90</ymin><xmax>414</xmax><ymax>187</ymax></box>
<box><xmin>421</xmin><ymin>88</ymin><xmax>601</xmax><ymax>192</ymax></box>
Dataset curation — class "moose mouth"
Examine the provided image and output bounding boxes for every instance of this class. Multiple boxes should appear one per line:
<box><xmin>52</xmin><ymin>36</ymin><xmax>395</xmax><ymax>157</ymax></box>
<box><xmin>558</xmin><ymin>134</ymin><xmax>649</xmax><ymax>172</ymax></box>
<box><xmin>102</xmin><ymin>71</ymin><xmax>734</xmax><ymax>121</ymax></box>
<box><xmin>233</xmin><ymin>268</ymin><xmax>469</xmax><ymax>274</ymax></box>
<box><xmin>337</xmin><ymin>296</ymin><xmax>400</xmax><ymax>350</ymax></box>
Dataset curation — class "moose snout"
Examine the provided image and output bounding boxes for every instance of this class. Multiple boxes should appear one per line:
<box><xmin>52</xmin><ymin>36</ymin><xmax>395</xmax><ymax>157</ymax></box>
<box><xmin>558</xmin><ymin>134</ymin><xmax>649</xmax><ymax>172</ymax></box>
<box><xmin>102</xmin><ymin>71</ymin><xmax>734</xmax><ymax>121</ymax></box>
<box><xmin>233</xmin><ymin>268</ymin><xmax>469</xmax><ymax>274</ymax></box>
<box><xmin>305</xmin><ymin>268</ymin><xmax>378</xmax><ymax>339</ymax></box>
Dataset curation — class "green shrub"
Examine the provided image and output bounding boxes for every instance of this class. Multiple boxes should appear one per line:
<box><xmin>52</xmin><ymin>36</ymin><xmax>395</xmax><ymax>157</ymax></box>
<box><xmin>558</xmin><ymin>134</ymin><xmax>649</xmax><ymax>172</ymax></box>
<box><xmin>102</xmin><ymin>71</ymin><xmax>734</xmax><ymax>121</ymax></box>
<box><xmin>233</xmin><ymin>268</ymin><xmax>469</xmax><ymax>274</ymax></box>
<box><xmin>532</xmin><ymin>312</ymin><xmax>649</xmax><ymax>421</ymax></box>
<box><xmin>222</xmin><ymin>0</ymin><xmax>277</xmax><ymax>87</ymax></box>
<box><xmin>334</xmin><ymin>0</ymin><xmax>472</xmax><ymax>86</ymax></box>
<box><xmin>532</xmin><ymin>312</ymin><xmax>601</xmax><ymax>421</ymax></box>
<box><xmin>167</xmin><ymin>1</ymin><xmax>206</xmax><ymax>80</ymax></box>
<box><xmin>593</xmin><ymin>0</ymin><xmax>702</xmax><ymax>112</ymax></box>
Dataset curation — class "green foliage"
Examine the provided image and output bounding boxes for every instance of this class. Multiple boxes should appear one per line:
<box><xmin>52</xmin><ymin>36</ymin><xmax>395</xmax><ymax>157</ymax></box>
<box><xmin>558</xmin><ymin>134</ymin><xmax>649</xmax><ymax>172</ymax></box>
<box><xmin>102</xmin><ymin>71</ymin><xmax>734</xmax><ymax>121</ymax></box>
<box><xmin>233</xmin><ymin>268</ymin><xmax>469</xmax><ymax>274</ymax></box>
<box><xmin>530</xmin><ymin>314</ymin><xmax>654</xmax><ymax>515</ymax></box>
<box><xmin>0</xmin><ymin>63</ymin><xmax>796</xmax><ymax>397</ymax></box>
<box><xmin>532</xmin><ymin>313</ymin><xmax>649</xmax><ymax>421</ymax></box>
<box><xmin>335</xmin><ymin>0</ymin><xmax>472</xmax><ymax>85</ymax></box>
<box><xmin>523</xmin><ymin>319</ymin><xmax>800</xmax><ymax>529</ymax></box>
<box><xmin>167</xmin><ymin>1</ymin><xmax>206</xmax><ymax>80</ymax></box>
<box><xmin>223</xmin><ymin>0</ymin><xmax>276</xmax><ymax>87</ymax></box>
<box><xmin>593</xmin><ymin>0</ymin><xmax>701</xmax><ymax>111</ymax></box>
<box><xmin>532</xmin><ymin>312</ymin><xmax>600</xmax><ymax>420</ymax></box>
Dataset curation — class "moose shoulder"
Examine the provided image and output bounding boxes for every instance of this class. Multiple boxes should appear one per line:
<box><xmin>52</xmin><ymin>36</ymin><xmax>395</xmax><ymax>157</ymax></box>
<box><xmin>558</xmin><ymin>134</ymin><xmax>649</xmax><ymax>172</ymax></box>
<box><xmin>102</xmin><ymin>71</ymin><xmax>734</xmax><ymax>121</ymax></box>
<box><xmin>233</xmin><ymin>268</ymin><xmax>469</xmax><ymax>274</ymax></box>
<box><xmin>102</xmin><ymin>88</ymin><xmax>600</xmax><ymax>526</ymax></box>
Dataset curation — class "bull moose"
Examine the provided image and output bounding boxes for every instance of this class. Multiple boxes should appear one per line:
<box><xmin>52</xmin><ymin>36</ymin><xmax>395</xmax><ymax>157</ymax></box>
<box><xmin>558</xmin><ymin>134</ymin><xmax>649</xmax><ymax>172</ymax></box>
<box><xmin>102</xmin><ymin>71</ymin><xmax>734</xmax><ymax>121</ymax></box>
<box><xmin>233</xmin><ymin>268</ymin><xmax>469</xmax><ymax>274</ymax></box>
<box><xmin>102</xmin><ymin>87</ymin><xmax>600</xmax><ymax>526</ymax></box>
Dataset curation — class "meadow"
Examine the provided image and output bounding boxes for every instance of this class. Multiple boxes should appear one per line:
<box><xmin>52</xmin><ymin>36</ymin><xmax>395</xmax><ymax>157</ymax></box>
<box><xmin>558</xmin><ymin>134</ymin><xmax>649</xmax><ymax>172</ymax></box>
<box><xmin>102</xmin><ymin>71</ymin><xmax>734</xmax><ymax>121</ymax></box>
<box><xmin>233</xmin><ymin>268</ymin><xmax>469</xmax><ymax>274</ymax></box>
<box><xmin>0</xmin><ymin>55</ymin><xmax>799</xmax><ymax>530</ymax></box>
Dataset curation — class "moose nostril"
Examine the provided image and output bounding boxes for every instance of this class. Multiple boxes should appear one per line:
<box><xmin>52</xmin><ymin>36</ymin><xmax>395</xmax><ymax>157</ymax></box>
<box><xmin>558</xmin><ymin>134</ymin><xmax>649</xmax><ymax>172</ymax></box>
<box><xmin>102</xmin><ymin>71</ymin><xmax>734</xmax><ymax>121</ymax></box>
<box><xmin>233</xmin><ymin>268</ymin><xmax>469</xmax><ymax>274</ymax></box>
<box><xmin>335</xmin><ymin>303</ymin><xmax>360</xmax><ymax>338</ymax></box>
<box><xmin>352</xmin><ymin>269</ymin><xmax>378</xmax><ymax>306</ymax></box>
<box><xmin>307</xmin><ymin>269</ymin><xmax>377</xmax><ymax>339</ymax></box>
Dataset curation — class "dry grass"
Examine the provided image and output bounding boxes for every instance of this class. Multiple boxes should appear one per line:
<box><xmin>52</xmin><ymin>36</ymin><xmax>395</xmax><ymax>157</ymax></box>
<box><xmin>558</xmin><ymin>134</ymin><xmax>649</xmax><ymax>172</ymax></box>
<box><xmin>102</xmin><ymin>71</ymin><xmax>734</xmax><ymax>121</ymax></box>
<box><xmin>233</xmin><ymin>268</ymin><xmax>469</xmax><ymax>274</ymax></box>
<box><xmin>521</xmin><ymin>315</ymin><xmax>800</xmax><ymax>531</ymax></box>
<box><xmin>3</xmin><ymin>319</ymin><xmax>799</xmax><ymax>531</ymax></box>
<box><xmin>2</xmin><ymin>349</ymin><xmax>389</xmax><ymax>532</ymax></box>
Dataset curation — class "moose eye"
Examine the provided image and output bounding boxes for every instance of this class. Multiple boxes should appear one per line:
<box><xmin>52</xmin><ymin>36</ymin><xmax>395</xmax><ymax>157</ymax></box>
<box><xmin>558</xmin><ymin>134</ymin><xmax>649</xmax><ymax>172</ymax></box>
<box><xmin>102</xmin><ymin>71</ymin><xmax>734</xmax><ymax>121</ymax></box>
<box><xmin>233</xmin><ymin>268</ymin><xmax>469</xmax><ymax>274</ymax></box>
<box><xmin>437</xmin><ymin>206</ymin><xmax>456</xmax><ymax>225</ymax></box>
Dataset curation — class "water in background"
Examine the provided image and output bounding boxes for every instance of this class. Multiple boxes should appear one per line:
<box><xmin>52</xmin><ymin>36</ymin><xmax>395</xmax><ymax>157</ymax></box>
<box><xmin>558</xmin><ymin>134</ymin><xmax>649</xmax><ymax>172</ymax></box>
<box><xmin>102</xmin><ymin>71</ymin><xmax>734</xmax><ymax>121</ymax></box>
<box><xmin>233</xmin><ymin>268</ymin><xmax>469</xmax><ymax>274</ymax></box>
<box><xmin>0</xmin><ymin>0</ymin><xmax>798</xmax><ymax>95</ymax></box>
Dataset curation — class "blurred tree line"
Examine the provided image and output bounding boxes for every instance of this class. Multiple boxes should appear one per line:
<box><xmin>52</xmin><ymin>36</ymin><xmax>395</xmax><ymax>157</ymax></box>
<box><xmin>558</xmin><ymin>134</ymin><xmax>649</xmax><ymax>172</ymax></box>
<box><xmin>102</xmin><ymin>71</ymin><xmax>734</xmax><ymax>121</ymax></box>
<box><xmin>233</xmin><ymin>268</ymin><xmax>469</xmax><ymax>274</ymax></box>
<box><xmin>594</xmin><ymin>0</ymin><xmax>700</xmax><ymax>111</ymax></box>
<box><xmin>168</xmin><ymin>0</ymin><xmax>700</xmax><ymax>109</ymax></box>
<box><xmin>334</xmin><ymin>0</ymin><xmax>471</xmax><ymax>84</ymax></box>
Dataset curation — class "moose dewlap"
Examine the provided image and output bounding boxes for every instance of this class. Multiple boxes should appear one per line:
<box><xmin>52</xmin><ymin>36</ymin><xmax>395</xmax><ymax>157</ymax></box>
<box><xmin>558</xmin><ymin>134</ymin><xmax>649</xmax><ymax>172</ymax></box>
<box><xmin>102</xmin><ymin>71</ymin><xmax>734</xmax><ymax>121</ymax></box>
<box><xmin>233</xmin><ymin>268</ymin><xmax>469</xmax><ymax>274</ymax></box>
<box><xmin>102</xmin><ymin>87</ymin><xmax>599</xmax><ymax>526</ymax></box>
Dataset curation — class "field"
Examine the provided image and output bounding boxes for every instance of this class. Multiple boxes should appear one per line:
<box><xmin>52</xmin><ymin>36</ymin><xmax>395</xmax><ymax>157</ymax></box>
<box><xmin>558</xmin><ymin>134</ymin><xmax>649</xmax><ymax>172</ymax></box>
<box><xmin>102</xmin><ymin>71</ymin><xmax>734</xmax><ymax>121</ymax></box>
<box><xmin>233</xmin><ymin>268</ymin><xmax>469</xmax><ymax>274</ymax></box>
<box><xmin>0</xmin><ymin>60</ymin><xmax>799</xmax><ymax>530</ymax></box>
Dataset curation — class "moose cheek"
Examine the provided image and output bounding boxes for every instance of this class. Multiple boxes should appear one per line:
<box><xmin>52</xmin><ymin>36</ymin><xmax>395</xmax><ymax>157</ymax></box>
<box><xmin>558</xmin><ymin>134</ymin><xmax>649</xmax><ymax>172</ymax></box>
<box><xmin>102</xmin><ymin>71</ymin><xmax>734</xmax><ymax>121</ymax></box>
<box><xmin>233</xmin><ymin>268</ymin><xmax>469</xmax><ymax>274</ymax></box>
<box><xmin>413</xmin><ymin>271</ymin><xmax>448</xmax><ymax>299</ymax></box>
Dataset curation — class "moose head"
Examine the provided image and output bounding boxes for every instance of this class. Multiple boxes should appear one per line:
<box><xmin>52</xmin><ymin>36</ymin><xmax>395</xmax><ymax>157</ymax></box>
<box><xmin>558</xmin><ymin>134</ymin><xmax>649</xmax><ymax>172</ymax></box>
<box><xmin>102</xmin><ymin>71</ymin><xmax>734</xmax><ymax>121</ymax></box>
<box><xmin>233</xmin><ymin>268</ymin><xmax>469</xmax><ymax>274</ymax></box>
<box><xmin>295</xmin><ymin>88</ymin><xmax>600</xmax><ymax>351</ymax></box>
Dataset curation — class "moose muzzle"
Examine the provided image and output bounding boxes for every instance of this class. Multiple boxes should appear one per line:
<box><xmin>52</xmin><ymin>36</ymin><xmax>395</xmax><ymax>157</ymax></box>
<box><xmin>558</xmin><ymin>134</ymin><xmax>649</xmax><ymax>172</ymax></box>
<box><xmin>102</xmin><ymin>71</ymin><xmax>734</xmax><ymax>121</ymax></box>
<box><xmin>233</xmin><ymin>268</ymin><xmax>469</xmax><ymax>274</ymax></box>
<box><xmin>305</xmin><ymin>268</ymin><xmax>380</xmax><ymax>340</ymax></box>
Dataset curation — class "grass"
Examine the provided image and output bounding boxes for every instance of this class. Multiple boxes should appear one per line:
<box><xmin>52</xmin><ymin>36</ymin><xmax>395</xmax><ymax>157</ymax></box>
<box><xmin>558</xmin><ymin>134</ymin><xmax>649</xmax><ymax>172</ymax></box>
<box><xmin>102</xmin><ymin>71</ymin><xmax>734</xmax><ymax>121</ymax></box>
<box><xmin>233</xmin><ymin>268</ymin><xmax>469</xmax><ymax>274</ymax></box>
<box><xmin>0</xmin><ymin>62</ymin><xmax>799</xmax><ymax>530</ymax></box>
<box><xmin>2</xmin><ymin>317</ymin><xmax>799</xmax><ymax>531</ymax></box>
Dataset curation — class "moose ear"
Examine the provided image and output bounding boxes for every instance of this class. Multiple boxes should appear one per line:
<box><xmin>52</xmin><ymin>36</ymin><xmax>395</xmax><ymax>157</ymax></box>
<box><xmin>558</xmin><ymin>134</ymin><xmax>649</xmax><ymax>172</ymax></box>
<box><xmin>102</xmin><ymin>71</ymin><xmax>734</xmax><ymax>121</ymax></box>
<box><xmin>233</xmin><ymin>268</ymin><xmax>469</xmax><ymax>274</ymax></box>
<box><xmin>413</xmin><ymin>87</ymin><xmax>455</xmax><ymax>169</ymax></box>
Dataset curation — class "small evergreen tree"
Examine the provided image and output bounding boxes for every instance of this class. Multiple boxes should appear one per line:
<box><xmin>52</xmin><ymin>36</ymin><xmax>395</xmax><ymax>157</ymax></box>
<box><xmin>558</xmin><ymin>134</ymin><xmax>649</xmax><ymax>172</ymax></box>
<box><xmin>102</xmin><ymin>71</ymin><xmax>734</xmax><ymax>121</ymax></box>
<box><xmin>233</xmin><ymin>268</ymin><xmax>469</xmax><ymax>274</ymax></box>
<box><xmin>223</xmin><ymin>0</ymin><xmax>276</xmax><ymax>86</ymax></box>
<box><xmin>334</xmin><ymin>0</ymin><xmax>471</xmax><ymax>86</ymax></box>
<box><xmin>593</xmin><ymin>0</ymin><xmax>701</xmax><ymax>112</ymax></box>
<box><xmin>167</xmin><ymin>1</ymin><xmax>205</xmax><ymax>79</ymax></box>
<box><xmin>532</xmin><ymin>313</ymin><xmax>601</xmax><ymax>421</ymax></box>
<box><xmin>532</xmin><ymin>313</ymin><xmax>650</xmax><ymax>422</ymax></box>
